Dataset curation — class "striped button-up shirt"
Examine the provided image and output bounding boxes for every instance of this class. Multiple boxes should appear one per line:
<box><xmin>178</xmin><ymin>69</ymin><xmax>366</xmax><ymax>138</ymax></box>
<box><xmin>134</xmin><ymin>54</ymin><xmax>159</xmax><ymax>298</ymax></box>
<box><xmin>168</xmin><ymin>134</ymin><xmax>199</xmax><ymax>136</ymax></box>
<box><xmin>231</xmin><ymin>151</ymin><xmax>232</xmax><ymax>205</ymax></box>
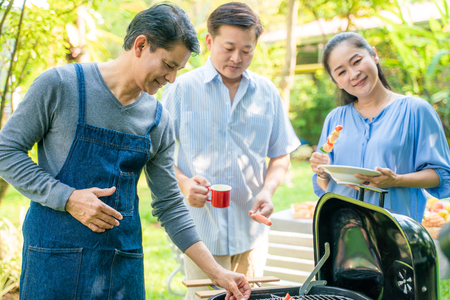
<box><xmin>161</xmin><ymin>58</ymin><xmax>300</xmax><ymax>255</ymax></box>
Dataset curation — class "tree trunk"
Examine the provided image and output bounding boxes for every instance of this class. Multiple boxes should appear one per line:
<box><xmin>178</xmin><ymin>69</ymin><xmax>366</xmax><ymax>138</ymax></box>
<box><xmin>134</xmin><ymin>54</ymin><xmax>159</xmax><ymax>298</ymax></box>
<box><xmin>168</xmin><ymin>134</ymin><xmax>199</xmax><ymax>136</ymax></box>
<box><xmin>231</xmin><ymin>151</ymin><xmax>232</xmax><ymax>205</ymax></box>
<box><xmin>278</xmin><ymin>0</ymin><xmax>299</xmax><ymax>188</ymax></box>
<box><xmin>1</xmin><ymin>0</ymin><xmax>26</xmax><ymax>128</ymax></box>
<box><xmin>0</xmin><ymin>177</ymin><xmax>9</xmax><ymax>204</ymax></box>
<box><xmin>278</xmin><ymin>0</ymin><xmax>298</xmax><ymax>115</ymax></box>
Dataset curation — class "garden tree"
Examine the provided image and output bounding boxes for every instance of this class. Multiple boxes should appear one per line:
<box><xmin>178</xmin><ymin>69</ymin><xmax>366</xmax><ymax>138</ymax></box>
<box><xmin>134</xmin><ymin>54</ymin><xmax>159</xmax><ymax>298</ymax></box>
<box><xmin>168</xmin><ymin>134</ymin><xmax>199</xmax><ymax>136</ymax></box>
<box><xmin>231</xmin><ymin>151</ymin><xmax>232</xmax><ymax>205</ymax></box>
<box><xmin>377</xmin><ymin>0</ymin><xmax>450</xmax><ymax>137</ymax></box>
<box><xmin>278</xmin><ymin>0</ymin><xmax>298</xmax><ymax>114</ymax></box>
<box><xmin>0</xmin><ymin>0</ymin><xmax>113</xmax><ymax>203</ymax></box>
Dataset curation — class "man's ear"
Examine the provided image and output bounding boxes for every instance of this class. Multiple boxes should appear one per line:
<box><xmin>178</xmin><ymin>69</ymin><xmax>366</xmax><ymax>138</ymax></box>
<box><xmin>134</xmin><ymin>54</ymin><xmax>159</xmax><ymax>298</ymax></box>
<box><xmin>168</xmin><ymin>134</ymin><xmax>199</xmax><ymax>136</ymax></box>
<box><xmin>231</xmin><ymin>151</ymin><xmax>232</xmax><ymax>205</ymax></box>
<box><xmin>205</xmin><ymin>33</ymin><xmax>213</xmax><ymax>52</ymax></box>
<box><xmin>134</xmin><ymin>35</ymin><xmax>147</xmax><ymax>57</ymax></box>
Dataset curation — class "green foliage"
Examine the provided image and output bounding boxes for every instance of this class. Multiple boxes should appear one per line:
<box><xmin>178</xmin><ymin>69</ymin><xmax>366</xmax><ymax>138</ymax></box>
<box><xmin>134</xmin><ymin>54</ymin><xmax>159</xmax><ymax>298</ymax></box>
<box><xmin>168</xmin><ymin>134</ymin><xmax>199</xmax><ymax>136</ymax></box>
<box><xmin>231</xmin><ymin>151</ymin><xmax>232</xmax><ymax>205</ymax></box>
<box><xmin>2</xmin><ymin>1</ymin><xmax>72</xmax><ymax>94</ymax></box>
<box><xmin>0</xmin><ymin>214</ymin><xmax>24</xmax><ymax>297</ymax></box>
<box><xmin>376</xmin><ymin>0</ymin><xmax>450</xmax><ymax>135</ymax></box>
<box><xmin>291</xmin><ymin>144</ymin><xmax>315</xmax><ymax>161</ymax></box>
<box><xmin>288</xmin><ymin>69</ymin><xmax>337</xmax><ymax>145</ymax></box>
<box><xmin>0</xmin><ymin>0</ymin><xmax>118</xmax><ymax>128</ymax></box>
<box><xmin>288</xmin><ymin>0</ymin><xmax>386</xmax><ymax>26</ymax></box>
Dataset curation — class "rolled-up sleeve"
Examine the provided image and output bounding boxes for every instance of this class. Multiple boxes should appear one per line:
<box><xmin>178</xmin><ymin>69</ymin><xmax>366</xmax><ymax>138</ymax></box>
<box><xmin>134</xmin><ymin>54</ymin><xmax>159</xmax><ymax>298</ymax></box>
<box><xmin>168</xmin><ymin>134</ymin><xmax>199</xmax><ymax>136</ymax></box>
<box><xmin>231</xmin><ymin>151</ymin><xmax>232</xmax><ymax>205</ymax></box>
<box><xmin>414</xmin><ymin>101</ymin><xmax>450</xmax><ymax>198</ymax></box>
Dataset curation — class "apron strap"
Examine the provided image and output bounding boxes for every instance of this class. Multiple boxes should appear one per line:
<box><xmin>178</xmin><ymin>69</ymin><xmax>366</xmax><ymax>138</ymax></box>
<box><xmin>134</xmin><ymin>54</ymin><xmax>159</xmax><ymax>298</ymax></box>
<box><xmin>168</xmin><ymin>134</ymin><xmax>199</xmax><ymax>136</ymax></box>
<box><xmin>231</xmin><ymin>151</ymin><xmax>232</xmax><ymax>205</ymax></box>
<box><xmin>74</xmin><ymin>63</ymin><xmax>86</xmax><ymax>124</ymax></box>
<box><xmin>146</xmin><ymin>101</ymin><xmax>163</xmax><ymax>136</ymax></box>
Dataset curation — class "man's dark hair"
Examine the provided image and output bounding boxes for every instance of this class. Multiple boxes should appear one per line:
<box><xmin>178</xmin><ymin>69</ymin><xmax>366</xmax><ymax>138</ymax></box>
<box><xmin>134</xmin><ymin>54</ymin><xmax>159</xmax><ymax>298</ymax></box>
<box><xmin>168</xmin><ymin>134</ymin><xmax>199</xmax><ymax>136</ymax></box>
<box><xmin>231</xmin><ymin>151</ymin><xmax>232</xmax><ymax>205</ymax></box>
<box><xmin>123</xmin><ymin>3</ymin><xmax>200</xmax><ymax>54</ymax></box>
<box><xmin>207</xmin><ymin>2</ymin><xmax>263</xmax><ymax>40</ymax></box>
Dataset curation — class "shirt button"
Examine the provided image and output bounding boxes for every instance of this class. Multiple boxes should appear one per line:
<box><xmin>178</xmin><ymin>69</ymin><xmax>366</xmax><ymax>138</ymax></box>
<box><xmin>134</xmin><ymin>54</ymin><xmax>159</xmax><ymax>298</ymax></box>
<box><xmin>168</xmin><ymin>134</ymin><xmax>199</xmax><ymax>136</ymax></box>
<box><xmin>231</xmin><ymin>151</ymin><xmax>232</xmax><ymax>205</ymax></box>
<box><xmin>228</xmin><ymin>151</ymin><xmax>231</xmax><ymax>155</ymax></box>
<box><xmin>228</xmin><ymin>176</ymin><xmax>231</xmax><ymax>180</ymax></box>
<box><xmin>227</xmin><ymin>126</ymin><xmax>230</xmax><ymax>131</ymax></box>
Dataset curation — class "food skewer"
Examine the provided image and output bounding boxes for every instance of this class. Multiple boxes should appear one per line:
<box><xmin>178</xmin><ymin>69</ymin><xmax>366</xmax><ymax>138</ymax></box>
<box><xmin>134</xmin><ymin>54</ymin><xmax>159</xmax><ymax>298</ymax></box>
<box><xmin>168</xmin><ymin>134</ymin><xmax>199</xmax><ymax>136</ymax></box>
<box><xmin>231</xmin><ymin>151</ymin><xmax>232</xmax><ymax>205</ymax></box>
<box><xmin>319</xmin><ymin>125</ymin><xmax>343</xmax><ymax>154</ymax></box>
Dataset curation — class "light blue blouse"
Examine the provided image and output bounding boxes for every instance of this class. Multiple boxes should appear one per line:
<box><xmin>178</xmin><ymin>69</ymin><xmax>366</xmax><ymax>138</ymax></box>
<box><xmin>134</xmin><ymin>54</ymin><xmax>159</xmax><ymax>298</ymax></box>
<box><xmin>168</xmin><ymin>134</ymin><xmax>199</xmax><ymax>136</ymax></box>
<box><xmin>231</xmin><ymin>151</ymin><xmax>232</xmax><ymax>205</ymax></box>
<box><xmin>313</xmin><ymin>95</ymin><xmax>450</xmax><ymax>221</ymax></box>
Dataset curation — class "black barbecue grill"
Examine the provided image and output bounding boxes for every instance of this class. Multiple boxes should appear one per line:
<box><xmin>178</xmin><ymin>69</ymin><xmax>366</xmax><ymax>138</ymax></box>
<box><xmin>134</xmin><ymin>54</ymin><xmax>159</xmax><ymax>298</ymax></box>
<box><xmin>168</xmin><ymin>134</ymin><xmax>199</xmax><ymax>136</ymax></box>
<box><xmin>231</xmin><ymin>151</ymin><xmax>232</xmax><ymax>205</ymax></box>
<box><xmin>207</xmin><ymin>185</ymin><xmax>440</xmax><ymax>300</ymax></box>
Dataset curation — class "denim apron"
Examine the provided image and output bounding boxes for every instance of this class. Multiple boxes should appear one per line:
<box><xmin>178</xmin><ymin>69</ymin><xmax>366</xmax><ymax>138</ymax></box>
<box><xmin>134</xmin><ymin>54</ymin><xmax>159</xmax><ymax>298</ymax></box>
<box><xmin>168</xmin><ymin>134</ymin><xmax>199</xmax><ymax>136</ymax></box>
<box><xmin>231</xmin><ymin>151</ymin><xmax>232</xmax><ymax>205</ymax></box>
<box><xmin>19</xmin><ymin>63</ymin><xmax>162</xmax><ymax>300</ymax></box>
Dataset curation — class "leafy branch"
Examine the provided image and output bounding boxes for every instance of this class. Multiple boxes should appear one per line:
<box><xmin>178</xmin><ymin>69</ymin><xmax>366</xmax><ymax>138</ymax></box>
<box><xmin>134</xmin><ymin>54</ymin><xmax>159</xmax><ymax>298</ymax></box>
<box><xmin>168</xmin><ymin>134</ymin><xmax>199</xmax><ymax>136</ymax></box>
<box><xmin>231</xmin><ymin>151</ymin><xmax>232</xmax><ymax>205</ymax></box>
<box><xmin>0</xmin><ymin>0</ymin><xmax>14</xmax><ymax>39</ymax></box>
<box><xmin>1</xmin><ymin>0</ymin><xmax>26</xmax><ymax>128</ymax></box>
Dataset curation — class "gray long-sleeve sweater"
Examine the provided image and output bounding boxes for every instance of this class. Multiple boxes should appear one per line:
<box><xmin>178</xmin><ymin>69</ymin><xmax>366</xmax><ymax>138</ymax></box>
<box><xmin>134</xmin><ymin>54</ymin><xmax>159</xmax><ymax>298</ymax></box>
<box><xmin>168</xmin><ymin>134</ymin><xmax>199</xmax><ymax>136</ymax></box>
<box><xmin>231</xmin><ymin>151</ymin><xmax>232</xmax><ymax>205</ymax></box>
<box><xmin>0</xmin><ymin>63</ymin><xmax>200</xmax><ymax>252</ymax></box>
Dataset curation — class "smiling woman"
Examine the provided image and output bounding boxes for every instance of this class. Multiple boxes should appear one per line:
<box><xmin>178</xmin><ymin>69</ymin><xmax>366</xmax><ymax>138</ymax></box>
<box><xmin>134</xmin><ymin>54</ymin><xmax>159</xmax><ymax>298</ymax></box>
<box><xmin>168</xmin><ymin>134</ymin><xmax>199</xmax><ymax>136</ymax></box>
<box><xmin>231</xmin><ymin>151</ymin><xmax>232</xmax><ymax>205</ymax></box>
<box><xmin>321</xmin><ymin>32</ymin><xmax>392</xmax><ymax>107</ymax></box>
<box><xmin>309</xmin><ymin>32</ymin><xmax>450</xmax><ymax>222</ymax></box>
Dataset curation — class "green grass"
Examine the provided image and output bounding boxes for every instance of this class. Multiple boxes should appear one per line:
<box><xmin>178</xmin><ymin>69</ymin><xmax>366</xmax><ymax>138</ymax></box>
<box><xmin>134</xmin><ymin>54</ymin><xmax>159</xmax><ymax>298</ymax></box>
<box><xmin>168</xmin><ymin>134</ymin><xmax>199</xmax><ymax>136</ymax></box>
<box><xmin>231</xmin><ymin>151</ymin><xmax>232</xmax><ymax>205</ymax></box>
<box><xmin>1</xmin><ymin>160</ymin><xmax>449</xmax><ymax>299</ymax></box>
<box><xmin>272</xmin><ymin>160</ymin><xmax>319</xmax><ymax>211</ymax></box>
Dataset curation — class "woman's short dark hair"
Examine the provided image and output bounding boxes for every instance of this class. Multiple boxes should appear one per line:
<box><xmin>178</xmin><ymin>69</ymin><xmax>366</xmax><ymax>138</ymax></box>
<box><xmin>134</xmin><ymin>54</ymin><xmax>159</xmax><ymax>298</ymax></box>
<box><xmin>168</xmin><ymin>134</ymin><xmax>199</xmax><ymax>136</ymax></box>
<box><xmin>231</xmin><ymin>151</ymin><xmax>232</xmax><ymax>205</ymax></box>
<box><xmin>207</xmin><ymin>2</ymin><xmax>263</xmax><ymax>40</ymax></box>
<box><xmin>123</xmin><ymin>3</ymin><xmax>200</xmax><ymax>54</ymax></box>
<box><xmin>322</xmin><ymin>32</ymin><xmax>391</xmax><ymax>105</ymax></box>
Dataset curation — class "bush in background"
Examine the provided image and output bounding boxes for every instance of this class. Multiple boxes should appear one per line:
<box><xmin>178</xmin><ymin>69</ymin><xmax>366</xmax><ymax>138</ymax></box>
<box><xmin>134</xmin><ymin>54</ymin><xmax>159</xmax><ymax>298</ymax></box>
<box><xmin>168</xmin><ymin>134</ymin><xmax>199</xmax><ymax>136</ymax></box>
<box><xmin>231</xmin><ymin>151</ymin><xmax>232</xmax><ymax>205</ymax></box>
<box><xmin>291</xmin><ymin>144</ymin><xmax>314</xmax><ymax>161</ymax></box>
<box><xmin>288</xmin><ymin>69</ymin><xmax>337</xmax><ymax>146</ymax></box>
<box><xmin>0</xmin><ymin>211</ymin><xmax>24</xmax><ymax>298</ymax></box>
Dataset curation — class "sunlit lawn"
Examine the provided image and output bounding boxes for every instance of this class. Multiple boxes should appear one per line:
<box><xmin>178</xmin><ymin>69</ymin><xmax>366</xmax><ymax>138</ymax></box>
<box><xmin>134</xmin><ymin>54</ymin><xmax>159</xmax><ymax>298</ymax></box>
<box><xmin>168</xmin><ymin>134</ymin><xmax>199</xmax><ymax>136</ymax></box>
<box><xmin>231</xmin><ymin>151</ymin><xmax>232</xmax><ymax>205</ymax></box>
<box><xmin>1</xmin><ymin>160</ymin><xmax>449</xmax><ymax>299</ymax></box>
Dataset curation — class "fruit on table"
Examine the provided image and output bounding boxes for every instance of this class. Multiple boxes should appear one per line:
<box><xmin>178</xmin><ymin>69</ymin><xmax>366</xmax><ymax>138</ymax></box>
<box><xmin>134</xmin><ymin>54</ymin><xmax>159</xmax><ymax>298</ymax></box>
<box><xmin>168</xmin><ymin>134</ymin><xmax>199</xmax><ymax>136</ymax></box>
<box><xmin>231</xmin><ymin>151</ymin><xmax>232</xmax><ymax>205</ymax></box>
<box><xmin>446</xmin><ymin>203</ymin><xmax>450</xmax><ymax>213</ymax></box>
<box><xmin>438</xmin><ymin>209</ymin><xmax>449</xmax><ymax>219</ymax></box>
<box><xmin>431</xmin><ymin>200</ymin><xmax>444</xmax><ymax>212</ymax></box>
<box><xmin>427</xmin><ymin>197</ymin><xmax>440</xmax><ymax>209</ymax></box>
<box><xmin>422</xmin><ymin>212</ymin><xmax>446</xmax><ymax>228</ymax></box>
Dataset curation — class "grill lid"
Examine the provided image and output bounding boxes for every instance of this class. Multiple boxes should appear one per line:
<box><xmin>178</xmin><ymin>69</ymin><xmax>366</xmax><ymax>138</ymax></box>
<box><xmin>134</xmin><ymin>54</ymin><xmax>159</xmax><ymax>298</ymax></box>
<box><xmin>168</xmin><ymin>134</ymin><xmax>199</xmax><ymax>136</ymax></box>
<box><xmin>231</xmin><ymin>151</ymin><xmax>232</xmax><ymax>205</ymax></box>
<box><xmin>313</xmin><ymin>190</ymin><xmax>439</xmax><ymax>300</ymax></box>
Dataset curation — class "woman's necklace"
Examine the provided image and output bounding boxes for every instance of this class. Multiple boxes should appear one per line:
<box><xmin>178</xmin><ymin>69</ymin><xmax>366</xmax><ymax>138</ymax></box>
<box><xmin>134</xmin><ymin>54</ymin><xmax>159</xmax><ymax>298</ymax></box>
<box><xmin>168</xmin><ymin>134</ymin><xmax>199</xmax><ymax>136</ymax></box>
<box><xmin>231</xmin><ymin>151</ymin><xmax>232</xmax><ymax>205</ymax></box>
<box><xmin>354</xmin><ymin>90</ymin><xmax>393</xmax><ymax>119</ymax></box>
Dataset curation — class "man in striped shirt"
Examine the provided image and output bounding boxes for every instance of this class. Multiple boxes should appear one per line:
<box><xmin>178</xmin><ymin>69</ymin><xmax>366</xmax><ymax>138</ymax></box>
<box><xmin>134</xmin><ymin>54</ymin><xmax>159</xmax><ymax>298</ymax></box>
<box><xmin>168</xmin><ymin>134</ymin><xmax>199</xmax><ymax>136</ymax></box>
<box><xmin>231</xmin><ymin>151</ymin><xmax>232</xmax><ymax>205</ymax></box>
<box><xmin>161</xmin><ymin>3</ymin><xmax>300</xmax><ymax>299</ymax></box>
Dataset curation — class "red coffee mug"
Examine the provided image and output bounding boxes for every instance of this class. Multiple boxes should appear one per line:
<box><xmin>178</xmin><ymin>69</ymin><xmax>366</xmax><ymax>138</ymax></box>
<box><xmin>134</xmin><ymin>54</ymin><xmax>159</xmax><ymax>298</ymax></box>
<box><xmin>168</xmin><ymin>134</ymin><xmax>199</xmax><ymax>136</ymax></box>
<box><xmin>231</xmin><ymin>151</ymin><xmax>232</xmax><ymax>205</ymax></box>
<box><xmin>207</xmin><ymin>184</ymin><xmax>232</xmax><ymax>208</ymax></box>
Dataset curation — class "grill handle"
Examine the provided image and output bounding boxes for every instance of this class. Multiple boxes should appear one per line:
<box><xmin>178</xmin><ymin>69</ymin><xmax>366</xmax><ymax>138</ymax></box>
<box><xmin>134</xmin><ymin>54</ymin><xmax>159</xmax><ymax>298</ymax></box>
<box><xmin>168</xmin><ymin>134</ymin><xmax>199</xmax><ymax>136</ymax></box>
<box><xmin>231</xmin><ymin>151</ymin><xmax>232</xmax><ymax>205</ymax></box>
<box><xmin>299</xmin><ymin>242</ymin><xmax>330</xmax><ymax>295</ymax></box>
<box><xmin>355</xmin><ymin>184</ymin><xmax>388</xmax><ymax>207</ymax></box>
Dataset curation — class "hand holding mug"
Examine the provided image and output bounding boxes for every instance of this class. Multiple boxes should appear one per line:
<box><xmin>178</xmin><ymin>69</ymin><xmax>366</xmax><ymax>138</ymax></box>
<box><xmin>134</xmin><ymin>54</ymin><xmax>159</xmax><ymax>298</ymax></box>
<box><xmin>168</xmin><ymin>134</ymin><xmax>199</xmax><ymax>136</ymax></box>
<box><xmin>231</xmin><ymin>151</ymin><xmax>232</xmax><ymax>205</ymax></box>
<box><xmin>207</xmin><ymin>184</ymin><xmax>232</xmax><ymax>208</ymax></box>
<box><xmin>180</xmin><ymin>175</ymin><xmax>211</xmax><ymax>208</ymax></box>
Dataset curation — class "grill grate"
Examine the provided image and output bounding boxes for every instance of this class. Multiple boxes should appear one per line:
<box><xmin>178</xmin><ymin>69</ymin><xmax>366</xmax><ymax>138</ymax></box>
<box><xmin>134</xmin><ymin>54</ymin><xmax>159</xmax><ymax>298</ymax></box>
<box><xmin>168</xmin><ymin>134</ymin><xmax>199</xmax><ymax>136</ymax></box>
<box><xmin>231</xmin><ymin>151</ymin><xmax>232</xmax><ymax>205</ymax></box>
<box><xmin>254</xmin><ymin>296</ymin><xmax>357</xmax><ymax>300</ymax></box>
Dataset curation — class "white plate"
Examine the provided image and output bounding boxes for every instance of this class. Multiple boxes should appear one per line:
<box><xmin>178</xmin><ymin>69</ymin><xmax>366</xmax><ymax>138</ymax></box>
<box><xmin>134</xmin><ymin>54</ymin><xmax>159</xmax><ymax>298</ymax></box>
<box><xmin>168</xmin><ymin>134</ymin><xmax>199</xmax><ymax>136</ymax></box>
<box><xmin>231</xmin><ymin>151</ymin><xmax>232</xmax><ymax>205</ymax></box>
<box><xmin>318</xmin><ymin>165</ymin><xmax>381</xmax><ymax>185</ymax></box>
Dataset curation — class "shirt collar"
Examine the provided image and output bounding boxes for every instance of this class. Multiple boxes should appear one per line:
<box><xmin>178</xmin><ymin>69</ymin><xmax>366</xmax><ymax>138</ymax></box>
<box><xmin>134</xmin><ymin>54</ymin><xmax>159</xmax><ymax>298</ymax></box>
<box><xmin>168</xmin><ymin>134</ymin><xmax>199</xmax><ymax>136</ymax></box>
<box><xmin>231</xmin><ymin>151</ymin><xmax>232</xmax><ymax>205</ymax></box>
<box><xmin>203</xmin><ymin>57</ymin><xmax>219</xmax><ymax>83</ymax></box>
<box><xmin>203</xmin><ymin>57</ymin><xmax>255</xmax><ymax>86</ymax></box>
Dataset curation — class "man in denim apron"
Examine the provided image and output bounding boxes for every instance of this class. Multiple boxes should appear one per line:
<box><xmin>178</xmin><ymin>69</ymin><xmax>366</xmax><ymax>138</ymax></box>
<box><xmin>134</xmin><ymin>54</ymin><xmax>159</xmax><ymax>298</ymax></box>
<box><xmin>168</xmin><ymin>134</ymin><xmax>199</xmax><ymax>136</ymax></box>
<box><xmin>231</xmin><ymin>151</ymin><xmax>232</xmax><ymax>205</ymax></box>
<box><xmin>0</xmin><ymin>3</ymin><xmax>250</xmax><ymax>300</ymax></box>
